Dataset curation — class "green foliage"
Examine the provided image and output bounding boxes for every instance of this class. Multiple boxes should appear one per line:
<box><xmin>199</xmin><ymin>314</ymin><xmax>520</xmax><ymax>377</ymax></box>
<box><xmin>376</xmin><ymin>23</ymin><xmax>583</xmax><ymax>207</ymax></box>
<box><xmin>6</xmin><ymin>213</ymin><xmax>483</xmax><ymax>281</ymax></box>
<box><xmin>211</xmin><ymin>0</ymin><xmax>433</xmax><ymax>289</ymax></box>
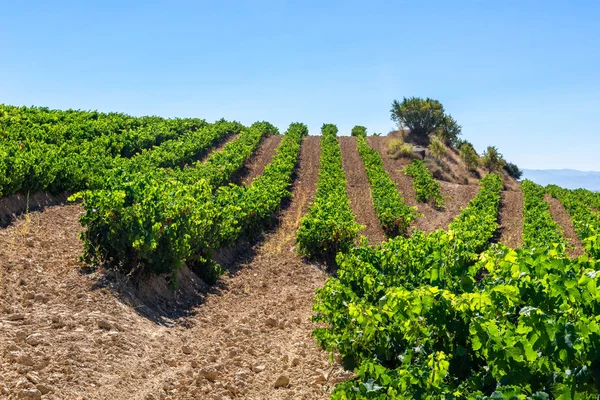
<box><xmin>296</xmin><ymin>124</ymin><xmax>363</xmax><ymax>263</ymax></box>
<box><xmin>173</xmin><ymin>121</ymin><xmax>275</xmax><ymax>188</ymax></box>
<box><xmin>390</xmin><ymin>97</ymin><xmax>462</xmax><ymax>144</ymax></box>
<box><xmin>0</xmin><ymin>104</ymin><xmax>216</xmax><ymax>197</ymax></box>
<box><xmin>74</xmin><ymin>121</ymin><xmax>292</xmax><ymax>281</ymax></box>
<box><xmin>521</xmin><ymin>180</ymin><xmax>567</xmax><ymax>253</ymax></box>
<box><xmin>356</xmin><ymin>135</ymin><xmax>418</xmax><ymax>237</ymax></box>
<box><xmin>481</xmin><ymin>145</ymin><xmax>506</xmax><ymax>173</ymax></box>
<box><xmin>547</xmin><ymin>185</ymin><xmax>600</xmax><ymax>260</ymax></box>
<box><xmin>404</xmin><ymin>160</ymin><xmax>445</xmax><ymax>208</ymax></box>
<box><xmin>312</xmin><ymin>175</ymin><xmax>583</xmax><ymax>399</ymax></box>
<box><xmin>429</xmin><ymin>135</ymin><xmax>447</xmax><ymax>160</ymax></box>
<box><xmin>351</xmin><ymin>125</ymin><xmax>367</xmax><ymax>137</ymax></box>
<box><xmin>504</xmin><ymin>162</ymin><xmax>523</xmax><ymax>180</ymax></box>
<box><xmin>460</xmin><ymin>142</ymin><xmax>480</xmax><ymax>171</ymax></box>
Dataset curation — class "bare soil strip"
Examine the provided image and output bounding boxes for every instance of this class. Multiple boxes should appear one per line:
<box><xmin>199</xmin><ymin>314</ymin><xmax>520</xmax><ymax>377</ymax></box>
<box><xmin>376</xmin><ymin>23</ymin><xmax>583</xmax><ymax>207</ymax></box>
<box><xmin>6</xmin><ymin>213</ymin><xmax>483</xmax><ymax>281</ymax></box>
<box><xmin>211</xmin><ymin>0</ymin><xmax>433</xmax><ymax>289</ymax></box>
<box><xmin>367</xmin><ymin>137</ymin><xmax>478</xmax><ymax>233</ymax></box>
<box><xmin>338</xmin><ymin>137</ymin><xmax>386</xmax><ymax>245</ymax></box>
<box><xmin>496</xmin><ymin>189</ymin><xmax>524</xmax><ymax>248</ymax></box>
<box><xmin>1</xmin><ymin>136</ymin><xmax>351</xmax><ymax>400</ymax></box>
<box><xmin>240</xmin><ymin>135</ymin><xmax>283</xmax><ymax>185</ymax></box>
<box><xmin>0</xmin><ymin>192</ymin><xmax>70</xmax><ymax>228</ymax></box>
<box><xmin>545</xmin><ymin>194</ymin><xmax>585</xmax><ymax>258</ymax></box>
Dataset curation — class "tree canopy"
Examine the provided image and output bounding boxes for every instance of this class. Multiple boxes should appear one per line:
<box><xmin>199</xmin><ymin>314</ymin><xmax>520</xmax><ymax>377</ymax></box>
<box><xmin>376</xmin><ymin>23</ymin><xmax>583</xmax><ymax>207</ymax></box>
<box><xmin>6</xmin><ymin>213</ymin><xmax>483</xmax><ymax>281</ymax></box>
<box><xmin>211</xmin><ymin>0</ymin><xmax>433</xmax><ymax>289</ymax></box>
<box><xmin>390</xmin><ymin>97</ymin><xmax>461</xmax><ymax>145</ymax></box>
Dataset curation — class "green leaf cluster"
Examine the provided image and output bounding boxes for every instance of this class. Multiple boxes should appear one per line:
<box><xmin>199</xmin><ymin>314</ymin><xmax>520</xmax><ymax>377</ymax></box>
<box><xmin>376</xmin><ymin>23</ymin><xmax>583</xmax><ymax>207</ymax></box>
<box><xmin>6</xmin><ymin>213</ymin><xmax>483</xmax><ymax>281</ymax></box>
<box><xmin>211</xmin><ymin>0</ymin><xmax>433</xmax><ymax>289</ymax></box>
<box><xmin>0</xmin><ymin>104</ymin><xmax>217</xmax><ymax>196</ymax></box>
<box><xmin>547</xmin><ymin>185</ymin><xmax>600</xmax><ymax>260</ymax></box>
<box><xmin>75</xmin><ymin>122</ymin><xmax>302</xmax><ymax>282</ymax></box>
<box><xmin>312</xmin><ymin>173</ymin><xmax>600</xmax><ymax>398</ymax></box>
<box><xmin>404</xmin><ymin>159</ymin><xmax>445</xmax><ymax>209</ymax></box>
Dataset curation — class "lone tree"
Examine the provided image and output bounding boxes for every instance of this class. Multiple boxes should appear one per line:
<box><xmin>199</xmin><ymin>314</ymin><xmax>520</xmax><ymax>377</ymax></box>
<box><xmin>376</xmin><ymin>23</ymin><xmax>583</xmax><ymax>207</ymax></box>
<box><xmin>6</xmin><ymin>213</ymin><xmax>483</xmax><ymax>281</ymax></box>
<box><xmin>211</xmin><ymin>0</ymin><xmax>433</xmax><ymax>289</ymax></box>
<box><xmin>460</xmin><ymin>142</ymin><xmax>480</xmax><ymax>171</ymax></box>
<box><xmin>481</xmin><ymin>146</ymin><xmax>506</xmax><ymax>172</ymax></box>
<box><xmin>390</xmin><ymin>97</ymin><xmax>461</xmax><ymax>145</ymax></box>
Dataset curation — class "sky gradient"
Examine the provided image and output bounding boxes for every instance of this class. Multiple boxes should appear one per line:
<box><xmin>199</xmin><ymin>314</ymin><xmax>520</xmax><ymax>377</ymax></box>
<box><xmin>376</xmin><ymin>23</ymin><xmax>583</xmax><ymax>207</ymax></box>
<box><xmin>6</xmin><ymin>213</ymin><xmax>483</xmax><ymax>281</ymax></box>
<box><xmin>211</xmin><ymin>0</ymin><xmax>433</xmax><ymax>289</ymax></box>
<box><xmin>1</xmin><ymin>0</ymin><xmax>599</xmax><ymax>170</ymax></box>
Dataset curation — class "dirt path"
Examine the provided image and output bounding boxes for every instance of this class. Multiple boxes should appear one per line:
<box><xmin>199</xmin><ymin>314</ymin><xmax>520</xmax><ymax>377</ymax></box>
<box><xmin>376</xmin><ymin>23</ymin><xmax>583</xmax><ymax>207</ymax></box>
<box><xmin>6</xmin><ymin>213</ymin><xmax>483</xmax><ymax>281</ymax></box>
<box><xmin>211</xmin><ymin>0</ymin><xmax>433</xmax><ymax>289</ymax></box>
<box><xmin>240</xmin><ymin>135</ymin><xmax>283</xmax><ymax>185</ymax></box>
<box><xmin>0</xmin><ymin>136</ymin><xmax>351</xmax><ymax>400</ymax></box>
<box><xmin>496</xmin><ymin>189</ymin><xmax>524</xmax><ymax>248</ymax></box>
<box><xmin>338</xmin><ymin>137</ymin><xmax>385</xmax><ymax>245</ymax></box>
<box><xmin>545</xmin><ymin>194</ymin><xmax>585</xmax><ymax>258</ymax></box>
<box><xmin>367</xmin><ymin>137</ymin><xmax>478</xmax><ymax>233</ymax></box>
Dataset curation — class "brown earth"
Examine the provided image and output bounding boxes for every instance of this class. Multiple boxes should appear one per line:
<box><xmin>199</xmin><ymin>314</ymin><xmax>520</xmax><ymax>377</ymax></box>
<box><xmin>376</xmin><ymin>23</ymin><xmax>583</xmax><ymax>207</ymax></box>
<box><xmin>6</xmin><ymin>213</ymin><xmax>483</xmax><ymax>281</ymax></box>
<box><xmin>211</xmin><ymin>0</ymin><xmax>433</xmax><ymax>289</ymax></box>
<box><xmin>338</xmin><ymin>137</ymin><xmax>386</xmax><ymax>245</ymax></box>
<box><xmin>0</xmin><ymin>136</ymin><xmax>353</xmax><ymax>400</ymax></box>
<box><xmin>496</xmin><ymin>189</ymin><xmax>524</xmax><ymax>248</ymax></box>
<box><xmin>367</xmin><ymin>137</ymin><xmax>479</xmax><ymax>233</ymax></box>
<box><xmin>0</xmin><ymin>192</ymin><xmax>70</xmax><ymax>228</ymax></box>
<box><xmin>240</xmin><ymin>135</ymin><xmax>283</xmax><ymax>185</ymax></box>
<box><xmin>545</xmin><ymin>194</ymin><xmax>585</xmax><ymax>258</ymax></box>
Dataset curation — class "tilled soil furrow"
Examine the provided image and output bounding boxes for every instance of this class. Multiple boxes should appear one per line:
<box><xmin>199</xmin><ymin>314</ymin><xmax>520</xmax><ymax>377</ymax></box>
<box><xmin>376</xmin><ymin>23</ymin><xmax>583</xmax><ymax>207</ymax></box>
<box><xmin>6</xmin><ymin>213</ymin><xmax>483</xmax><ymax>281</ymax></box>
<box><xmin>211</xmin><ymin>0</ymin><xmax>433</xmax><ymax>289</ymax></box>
<box><xmin>240</xmin><ymin>135</ymin><xmax>283</xmax><ymax>185</ymax></box>
<box><xmin>339</xmin><ymin>136</ymin><xmax>386</xmax><ymax>245</ymax></box>
<box><xmin>545</xmin><ymin>194</ymin><xmax>585</xmax><ymax>258</ymax></box>
<box><xmin>496</xmin><ymin>189</ymin><xmax>524</xmax><ymax>248</ymax></box>
<box><xmin>367</xmin><ymin>137</ymin><xmax>479</xmax><ymax>233</ymax></box>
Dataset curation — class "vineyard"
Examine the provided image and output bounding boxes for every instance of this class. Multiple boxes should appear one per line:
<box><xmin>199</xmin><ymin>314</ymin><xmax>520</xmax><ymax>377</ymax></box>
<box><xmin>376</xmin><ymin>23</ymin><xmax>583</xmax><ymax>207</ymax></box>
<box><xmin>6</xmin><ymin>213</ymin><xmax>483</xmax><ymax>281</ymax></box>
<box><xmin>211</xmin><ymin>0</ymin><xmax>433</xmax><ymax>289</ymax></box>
<box><xmin>1</xmin><ymin>105</ymin><xmax>599</xmax><ymax>399</ymax></box>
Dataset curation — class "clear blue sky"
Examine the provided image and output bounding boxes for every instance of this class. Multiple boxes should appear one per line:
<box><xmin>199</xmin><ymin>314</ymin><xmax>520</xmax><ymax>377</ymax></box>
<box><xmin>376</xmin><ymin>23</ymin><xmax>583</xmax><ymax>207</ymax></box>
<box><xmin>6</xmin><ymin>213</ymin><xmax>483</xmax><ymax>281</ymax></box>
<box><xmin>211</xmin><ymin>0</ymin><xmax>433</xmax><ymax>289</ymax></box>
<box><xmin>1</xmin><ymin>1</ymin><xmax>599</xmax><ymax>170</ymax></box>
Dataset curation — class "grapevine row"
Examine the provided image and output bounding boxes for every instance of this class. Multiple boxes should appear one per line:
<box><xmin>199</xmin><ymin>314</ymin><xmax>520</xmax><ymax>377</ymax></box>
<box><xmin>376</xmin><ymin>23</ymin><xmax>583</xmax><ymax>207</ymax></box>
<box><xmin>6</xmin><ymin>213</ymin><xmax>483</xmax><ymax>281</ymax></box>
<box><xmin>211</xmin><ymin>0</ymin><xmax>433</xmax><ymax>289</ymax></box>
<box><xmin>313</xmin><ymin>174</ymin><xmax>505</xmax><ymax>398</ymax></box>
<box><xmin>75</xmin><ymin>122</ymin><xmax>301</xmax><ymax>282</ymax></box>
<box><xmin>546</xmin><ymin>185</ymin><xmax>600</xmax><ymax>259</ymax></box>
<box><xmin>521</xmin><ymin>180</ymin><xmax>567</xmax><ymax>253</ymax></box>
<box><xmin>0</xmin><ymin>107</ymin><xmax>216</xmax><ymax>197</ymax></box>
<box><xmin>404</xmin><ymin>159</ymin><xmax>445</xmax><ymax>208</ymax></box>
<box><xmin>296</xmin><ymin>124</ymin><xmax>363</xmax><ymax>263</ymax></box>
<box><xmin>356</xmin><ymin>135</ymin><xmax>418</xmax><ymax>237</ymax></box>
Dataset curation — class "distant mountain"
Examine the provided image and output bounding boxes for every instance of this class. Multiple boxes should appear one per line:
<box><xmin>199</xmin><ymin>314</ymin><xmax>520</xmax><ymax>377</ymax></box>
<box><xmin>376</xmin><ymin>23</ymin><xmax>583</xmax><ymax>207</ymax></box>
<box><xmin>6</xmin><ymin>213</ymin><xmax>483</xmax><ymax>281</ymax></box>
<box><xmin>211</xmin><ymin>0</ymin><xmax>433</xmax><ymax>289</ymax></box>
<box><xmin>522</xmin><ymin>169</ymin><xmax>600</xmax><ymax>191</ymax></box>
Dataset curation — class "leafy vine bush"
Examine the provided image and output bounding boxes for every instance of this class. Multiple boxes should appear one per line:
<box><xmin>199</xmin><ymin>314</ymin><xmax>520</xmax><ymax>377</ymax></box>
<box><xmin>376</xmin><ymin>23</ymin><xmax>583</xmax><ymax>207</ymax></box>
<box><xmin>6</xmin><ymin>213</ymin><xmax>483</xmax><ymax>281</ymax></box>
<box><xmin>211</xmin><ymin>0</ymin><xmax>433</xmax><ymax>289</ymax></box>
<box><xmin>73</xmin><ymin>122</ymin><xmax>280</xmax><ymax>281</ymax></box>
<box><xmin>351</xmin><ymin>125</ymin><xmax>367</xmax><ymax>137</ymax></box>
<box><xmin>173</xmin><ymin>121</ymin><xmax>275</xmax><ymax>189</ymax></box>
<box><xmin>315</xmin><ymin>174</ymin><xmax>600</xmax><ymax>398</ymax></box>
<box><xmin>547</xmin><ymin>185</ymin><xmax>600</xmax><ymax>260</ymax></box>
<box><xmin>521</xmin><ymin>180</ymin><xmax>567</xmax><ymax>253</ymax></box>
<box><xmin>311</xmin><ymin>175</ymin><xmax>595</xmax><ymax>399</ymax></box>
<box><xmin>404</xmin><ymin>159</ymin><xmax>445</xmax><ymax>208</ymax></box>
<box><xmin>296</xmin><ymin>124</ymin><xmax>363</xmax><ymax>264</ymax></box>
<box><xmin>572</xmin><ymin>188</ymin><xmax>600</xmax><ymax>211</ymax></box>
<box><xmin>0</xmin><ymin>104</ymin><xmax>214</xmax><ymax>197</ymax></box>
<box><xmin>356</xmin><ymin>135</ymin><xmax>418</xmax><ymax>237</ymax></box>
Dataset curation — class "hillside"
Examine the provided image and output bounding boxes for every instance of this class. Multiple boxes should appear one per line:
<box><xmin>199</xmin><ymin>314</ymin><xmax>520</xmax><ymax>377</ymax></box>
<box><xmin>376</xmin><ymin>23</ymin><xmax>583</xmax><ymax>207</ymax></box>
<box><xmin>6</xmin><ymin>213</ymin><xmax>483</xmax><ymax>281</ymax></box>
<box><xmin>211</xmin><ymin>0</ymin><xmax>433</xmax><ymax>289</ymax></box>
<box><xmin>1</xmin><ymin>107</ymin><xmax>599</xmax><ymax>399</ymax></box>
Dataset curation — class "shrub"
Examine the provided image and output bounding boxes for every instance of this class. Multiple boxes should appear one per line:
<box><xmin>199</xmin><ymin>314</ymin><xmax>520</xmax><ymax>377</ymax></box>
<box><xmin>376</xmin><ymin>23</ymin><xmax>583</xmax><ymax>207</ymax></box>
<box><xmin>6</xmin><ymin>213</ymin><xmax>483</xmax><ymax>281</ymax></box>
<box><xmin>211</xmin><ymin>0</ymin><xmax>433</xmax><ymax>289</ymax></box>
<box><xmin>399</xmin><ymin>143</ymin><xmax>415</xmax><ymax>158</ymax></box>
<box><xmin>351</xmin><ymin>125</ymin><xmax>367</xmax><ymax>137</ymax></box>
<box><xmin>390</xmin><ymin>97</ymin><xmax>461</xmax><ymax>145</ymax></box>
<box><xmin>481</xmin><ymin>146</ymin><xmax>506</xmax><ymax>172</ymax></box>
<box><xmin>428</xmin><ymin>136</ymin><xmax>446</xmax><ymax>160</ymax></box>
<box><xmin>459</xmin><ymin>142</ymin><xmax>479</xmax><ymax>171</ymax></box>
<box><xmin>504</xmin><ymin>162</ymin><xmax>523</xmax><ymax>179</ymax></box>
<box><xmin>387</xmin><ymin>138</ymin><xmax>404</xmax><ymax>158</ymax></box>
